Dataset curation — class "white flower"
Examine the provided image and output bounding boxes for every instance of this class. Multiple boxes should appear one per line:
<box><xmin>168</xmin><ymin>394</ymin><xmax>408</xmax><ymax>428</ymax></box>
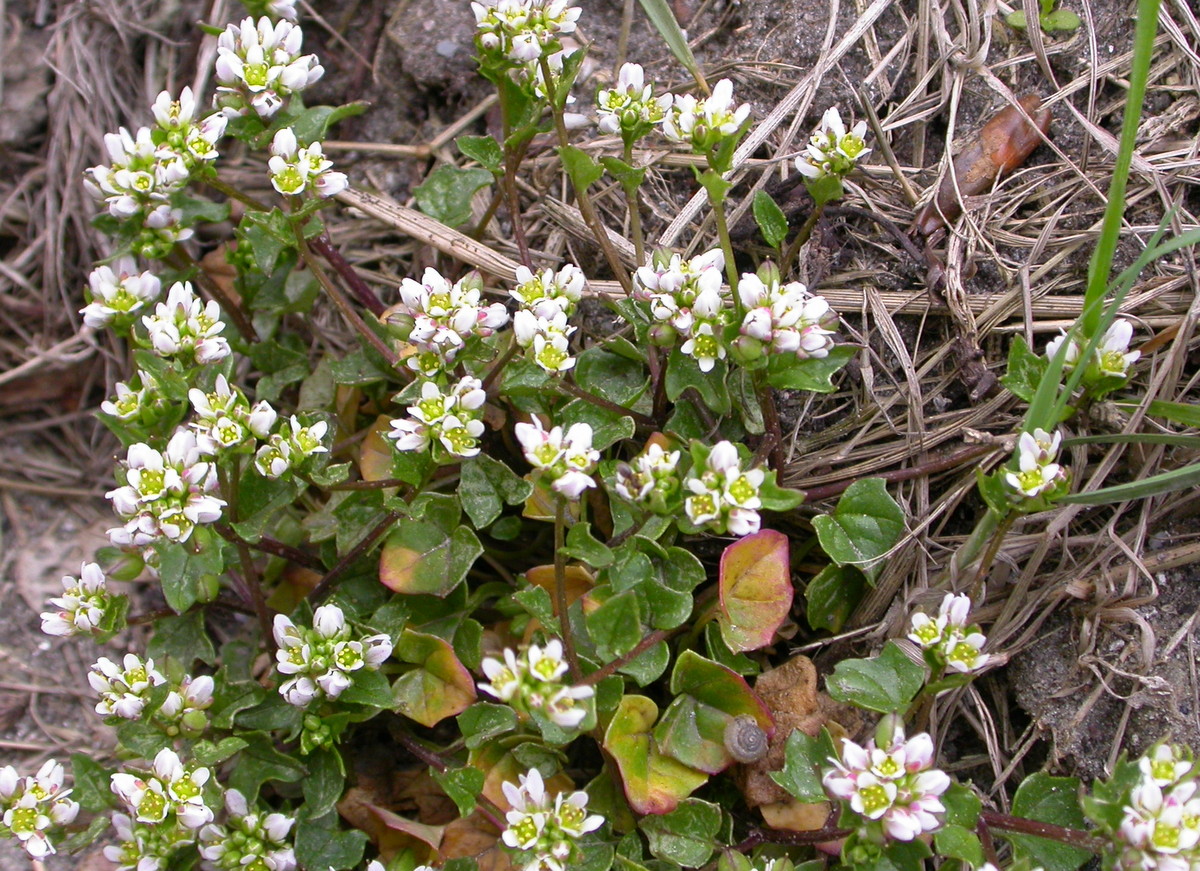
<box><xmin>1141</xmin><ymin>744</ymin><xmax>1195</xmax><ymax>788</ymax></box>
<box><xmin>683</xmin><ymin>441</ymin><xmax>763</xmax><ymax>536</ymax></box>
<box><xmin>907</xmin><ymin>593</ymin><xmax>991</xmax><ymax>675</ymax></box>
<box><xmin>1005</xmin><ymin>428</ymin><xmax>1067</xmax><ymax>500</ymax></box>
<box><xmin>796</xmin><ymin>106</ymin><xmax>870</xmax><ymax>180</ymax></box>
<box><xmin>472</xmin><ymin>0</ymin><xmax>581</xmax><ymax>65</ymax></box>
<box><xmin>0</xmin><ymin>760</ymin><xmax>79</xmax><ymax>858</ymax></box>
<box><xmin>199</xmin><ymin>788</ymin><xmax>297</xmax><ymax>871</ymax></box>
<box><xmin>141</xmin><ymin>281</ymin><xmax>230</xmax><ymax>364</ymax></box>
<box><xmin>388</xmin><ymin>376</ymin><xmax>488</xmax><ymax>460</ymax></box>
<box><xmin>596</xmin><ymin>63</ymin><xmax>672</xmax><ymax>136</ymax></box>
<box><xmin>511</xmin><ymin>264</ymin><xmax>585</xmax><ymax>317</ymax></box>
<box><xmin>1096</xmin><ymin>319</ymin><xmax>1141</xmax><ymax>378</ymax></box>
<box><xmin>82</xmin><ymin>258</ymin><xmax>162</xmax><ymax>328</ymax></box>
<box><xmin>392</xmin><ymin>268</ymin><xmax>508</xmax><ymax>376</ymax></box>
<box><xmin>614</xmin><ymin>442</ymin><xmax>681</xmax><ymax>507</ymax></box>
<box><xmin>824</xmin><ymin>728</ymin><xmax>949</xmax><ymax>841</ymax></box>
<box><xmin>662</xmin><ymin>78</ymin><xmax>751</xmax><ymax>152</ymax></box>
<box><xmin>479</xmin><ymin>640</ymin><xmax>593</xmax><ymax>728</ymax></box>
<box><xmin>214</xmin><ymin>17</ymin><xmax>324</xmax><ymax>119</ymax></box>
<box><xmin>268</xmin><ymin>127</ymin><xmax>347</xmax><ymax>197</ymax></box>
<box><xmin>272</xmin><ymin>606</ymin><xmax>391</xmax><ymax>708</ymax></box>
<box><xmin>737</xmin><ymin>272</ymin><xmax>837</xmax><ymax>359</ymax></box>
<box><xmin>515</xmin><ymin>418</ymin><xmax>598</xmax><ymax>500</ymax></box>
<box><xmin>40</xmin><ymin>561</ymin><xmax>115</xmax><ymax>637</ymax></box>
<box><xmin>89</xmin><ymin>654</ymin><xmax>167</xmax><ymax>719</ymax></box>
<box><xmin>501</xmin><ymin>767</ymin><xmax>602</xmax><ymax>868</ymax></box>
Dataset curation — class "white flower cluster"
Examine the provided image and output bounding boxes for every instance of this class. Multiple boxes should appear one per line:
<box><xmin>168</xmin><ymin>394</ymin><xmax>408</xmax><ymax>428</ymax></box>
<box><xmin>190</xmin><ymin>375</ymin><xmax>278</xmax><ymax>455</ymax></box>
<box><xmin>906</xmin><ymin>593</ymin><xmax>990</xmax><ymax>674</ymax></box>
<box><xmin>83</xmin><ymin>87</ymin><xmax>227</xmax><ymax>256</ymax></box>
<box><xmin>103</xmin><ymin>378</ymin><xmax>154</xmax><ymax>422</ymax></box>
<box><xmin>40</xmin><ymin>561</ymin><xmax>120</xmax><ymax>638</ymax></box>
<box><xmin>141</xmin><ymin>281</ymin><xmax>231</xmax><ymax>364</ymax></box>
<box><xmin>88</xmin><ymin>654</ymin><xmax>215</xmax><ymax>732</ymax></box>
<box><xmin>105</xmin><ymin>749</ymin><xmax>215</xmax><ymax>870</ymax></box>
<box><xmin>389</xmin><ymin>267</ymin><xmax>509</xmax><ymax>378</ymax></box>
<box><xmin>511</xmin><ymin>263</ymin><xmax>584</xmax><ymax>374</ymax></box>
<box><xmin>515</xmin><ymin>418</ymin><xmax>599</xmax><ymax>500</ymax></box>
<box><xmin>824</xmin><ymin>727</ymin><xmax>950</xmax><ymax>841</ymax></box>
<box><xmin>254</xmin><ymin>416</ymin><xmax>330</xmax><ymax>480</ymax></box>
<box><xmin>683</xmin><ymin>441</ymin><xmax>764</xmax><ymax>537</ymax></box>
<box><xmin>1117</xmin><ymin>744</ymin><xmax>1200</xmax><ymax>871</ymax></box>
<box><xmin>1005</xmin><ymin>427</ymin><xmax>1068</xmax><ymax>501</ymax></box>
<box><xmin>81</xmin><ymin>257</ymin><xmax>162</xmax><ymax>329</ymax></box>
<box><xmin>596</xmin><ymin>63</ymin><xmax>672</xmax><ymax>138</ymax></box>
<box><xmin>661</xmin><ymin>79</ymin><xmax>751</xmax><ymax>154</ymax></box>
<box><xmin>1047</xmin><ymin>318</ymin><xmax>1140</xmax><ymax>381</ymax></box>
<box><xmin>480</xmin><ymin>639</ymin><xmax>594</xmax><ymax>729</ymax></box>
<box><xmin>272</xmin><ymin>604</ymin><xmax>393</xmax><ymax>707</ymax></box>
<box><xmin>796</xmin><ymin>107</ymin><xmax>871</xmax><ymax>181</ymax></box>
<box><xmin>214</xmin><ymin>17</ymin><xmax>324</xmax><ymax>119</ymax></box>
<box><xmin>107</xmin><ymin>428</ymin><xmax>226</xmax><ymax>548</ymax></box>
<box><xmin>472</xmin><ymin>0</ymin><xmax>581</xmax><ymax>65</ymax></box>
<box><xmin>0</xmin><ymin>761</ymin><xmax>79</xmax><ymax>859</ymax></box>
<box><xmin>268</xmin><ymin>127</ymin><xmax>348</xmax><ymax>198</ymax></box>
<box><xmin>388</xmin><ymin>376</ymin><xmax>488</xmax><ymax>460</ymax></box>
<box><xmin>501</xmin><ymin>768</ymin><xmax>603</xmax><ymax>871</ymax></box>
<box><xmin>634</xmin><ymin>248</ymin><xmax>728</xmax><ymax>372</ymax></box>
<box><xmin>614</xmin><ymin>442</ymin><xmax>681</xmax><ymax>513</ymax></box>
<box><xmin>199</xmin><ymin>788</ymin><xmax>297</xmax><ymax>871</ymax></box>
<box><xmin>736</xmin><ymin>271</ymin><xmax>837</xmax><ymax>361</ymax></box>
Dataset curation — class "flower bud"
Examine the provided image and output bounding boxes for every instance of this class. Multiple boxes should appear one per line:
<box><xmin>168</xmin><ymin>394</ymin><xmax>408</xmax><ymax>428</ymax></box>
<box><xmin>729</xmin><ymin>334</ymin><xmax>765</xmax><ymax>364</ymax></box>
<box><xmin>756</xmin><ymin>260</ymin><xmax>782</xmax><ymax>287</ymax></box>
<box><xmin>648</xmin><ymin>322</ymin><xmax>678</xmax><ymax>347</ymax></box>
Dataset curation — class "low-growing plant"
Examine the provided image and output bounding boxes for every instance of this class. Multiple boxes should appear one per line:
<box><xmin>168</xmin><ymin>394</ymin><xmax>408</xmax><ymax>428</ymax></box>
<box><xmin>7</xmin><ymin>0</ymin><xmax>1198</xmax><ymax>869</ymax></box>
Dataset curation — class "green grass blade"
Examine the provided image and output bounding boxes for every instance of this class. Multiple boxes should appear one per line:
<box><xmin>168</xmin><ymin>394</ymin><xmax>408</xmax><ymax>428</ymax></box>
<box><xmin>1080</xmin><ymin>0</ymin><xmax>1162</xmax><ymax>336</ymax></box>
<box><xmin>637</xmin><ymin>0</ymin><xmax>709</xmax><ymax>92</ymax></box>
<box><xmin>1115</xmin><ymin>399</ymin><xmax>1200</xmax><ymax>428</ymax></box>
<box><xmin>1062</xmin><ymin>433</ymin><xmax>1200</xmax><ymax>448</ymax></box>
<box><xmin>1059</xmin><ymin>461</ymin><xmax>1200</xmax><ymax>505</ymax></box>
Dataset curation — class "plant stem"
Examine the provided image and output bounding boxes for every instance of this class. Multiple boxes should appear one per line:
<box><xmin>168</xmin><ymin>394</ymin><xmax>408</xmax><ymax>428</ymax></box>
<box><xmin>495</xmin><ymin>84</ymin><xmax>534</xmax><ymax>269</ymax></box>
<box><xmin>623</xmin><ymin>141</ymin><xmax>646</xmax><ymax>264</ymax></box>
<box><xmin>541</xmin><ymin>56</ymin><xmax>632</xmax><ymax>295</ymax></box>
<box><xmin>708</xmin><ymin>187</ymin><xmax>741</xmax><ymax>314</ymax></box>
<box><xmin>214</xmin><ymin>523</ymin><xmax>325</xmax><ymax>571</ymax></box>
<box><xmin>309</xmin><ymin>232</ymin><xmax>387</xmax><ymax>316</ymax></box>
<box><xmin>217</xmin><ymin>463</ymin><xmax>274</xmax><ymax>650</ymax></box>
<box><xmin>801</xmin><ymin>445</ymin><xmax>996</xmax><ymax>502</ymax></box>
<box><xmin>308</xmin><ymin>509</ymin><xmax>402</xmax><ymax>602</ymax></box>
<box><xmin>733</xmin><ymin>824</ymin><xmax>851</xmax><ymax>851</ymax></box>
<box><xmin>164</xmin><ymin>249</ymin><xmax>258</xmax><ymax>342</ymax></box>
<box><xmin>554</xmin><ymin>499</ymin><xmax>583</xmax><ymax>683</ymax></box>
<box><xmin>556</xmin><ymin>378</ymin><xmax>655</xmax><ymax>428</ymax></box>
<box><xmin>970</xmin><ymin>511</ymin><xmax>1016</xmax><ymax>595</ymax></box>
<box><xmin>205</xmin><ymin>174</ymin><xmax>271</xmax><ymax>212</ymax></box>
<box><xmin>579</xmin><ymin>627</ymin><xmax>676</xmax><ymax>686</ymax></box>
<box><xmin>949</xmin><ymin>506</ymin><xmax>1004</xmax><ymax>582</ymax></box>
<box><xmin>470</xmin><ymin>186</ymin><xmax>504</xmax><ymax>241</ymax></box>
<box><xmin>781</xmin><ymin>205</ymin><xmax>824</xmax><ymax>278</ymax></box>
<box><xmin>979</xmin><ymin>810</ymin><xmax>1107</xmax><ymax>853</ymax></box>
<box><xmin>294</xmin><ymin>229</ymin><xmax>403</xmax><ymax>370</ymax></box>
<box><xmin>754</xmin><ymin>370</ymin><xmax>785</xmax><ymax>470</ymax></box>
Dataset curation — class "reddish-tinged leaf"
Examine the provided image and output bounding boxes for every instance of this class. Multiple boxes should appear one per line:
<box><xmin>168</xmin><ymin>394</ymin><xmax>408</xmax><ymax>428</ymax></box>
<box><xmin>379</xmin><ymin>522</ymin><xmax>482</xmax><ymax>597</ymax></box>
<box><xmin>718</xmin><ymin>530</ymin><xmax>792</xmax><ymax>652</ymax></box>
<box><xmin>392</xmin><ymin>630</ymin><xmax>476</xmax><ymax>727</ymax></box>
<box><xmin>357</xmin><ymin>415</ymin><xmax>397</xmax><ymax>483</ymax></box>
<box><xmin>603</xmin><ymin>695</ymin><xmax>708</xmax><ymax>815</ymax></box>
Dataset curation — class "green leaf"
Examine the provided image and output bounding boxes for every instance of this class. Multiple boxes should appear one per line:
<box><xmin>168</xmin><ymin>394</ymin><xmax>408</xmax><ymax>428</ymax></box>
<box><xmin>70</xmin><ymin>753</ymin><xmax>116</xmax><ymax>812</ymax></box>
<box><xmin>753</xmin><ymin>191</ymin><xmax>789</xmax><ymax>249</ymax></box>
<box><xmin>456</xmin><ymin>134</ymin><xmax>504</xmax><ymax>174</ymax></box>
<box><xmin>826</xmin><ymin>641</ymin><xmax>925</xmax><ymax>713</ymax></box>
<box><xmin>293</xmin><ymin>809</ymin><xmax>367</xmax><ymax>871</ymax></box>
<box><xmin>146</xmin><ymin>610</ymin><xmax>217</xmax><ymax>667</ymax></box>
<box><xmin>1083</xmin><ymin>755</ymin><xmax>1142</xmax><ymax>830</ymax></box>
<box><xmin>1007</xmin><ymin>773</ymin><xmax>1091</xmax><ymax>871</ymax></box>
<box><xmin>413</xmin><ymin>165</ymin><xmax>493</xmax><ymax>228</ymax></box>
<box><xmin>565</xmin><ymin>522</ymin><xmax>614</xmax><ymax>568</ymax></box>
<box><xmin>767</xmin><ymin>345</ymin><xmax>855</xmax><ymax>391</ymax></box>
<box><xmin>338</xmin><ymin>668</ymin><xmax>394</xmax><ymax>708</ymax></box>
<box><xmin>433</xmin><ymin>766</ymin><xmax>485</xmax><ymax>817</ymax></box>
<box><xmin>560</xmin><ymin>397</ymin><xmax>636</xmax><ymax>451</ymax></box>
<box><xmin>639</xmin><ymin>798</ymin><xmax>723</xmax><ymax>867</ymax></box>
<box><xmin>458</xmin><ymin>702</ymin><xmax>519</xmax><ymax>749</ymax></box>
<box><xmin>192</xmin><ymin>736</ymin><xmax>249</xmax><ymax>766</ymax></box>
<box><xmin>636</xmin><ymin>0</ymin><xmax>708</xmax><ymax>91</ymax></box>
<box><xmin>603</xmin><ymin>695</ymin><xmax>709</xmax><ymax>815</ymax></box>
<box><xmin>812</xmin><ymin>477</ymin><xmax>905</xmax><ymax>583</ymax></box>
<box><xmin>391</xmin><ymin>629</ymin><xmax>477</xmax><ymax>727</ymax></box>
<box><xmin>600</xmin><ymin>156</ymin><xmax>647</xmax><ymax>191</ymax></box>
<box><xmin>804</xmin><ymin>564</ymin><xmax>866</xmax><ymax>633</ymax></box>
<box><xmin>619</xmin><ymin>639</ymin><xmax>671</xmax><ymax>686</ymax></box>
<box><xmin>943</xmin><ymin>781</ymin><xmax>983</xmax><ymax>828</ymax></box>
<box><xmin>934</xmin><ymin>825</ymin><xmax>984</xmax><ymax>867</ymax></box>
<box><xmin>806</xmin><ymin>174</ymin><xmax>845</xmax><ymax>207</ymax></box>
<box><xmin>587</xmin><ymin>588</ymin><xmax>644</xmax><ymax>662</ymax></box>
<box><xmin>379</xmin><ymin>522</ymin><xmax>482</xmax><ymax>597</ymax></box>
<box><xmin>717</xmin><ymin>530</ymin><xmax>793</xmax><ymax>652</ymax></box>
<box><xmin>1001</xmin><ymin>335</ymin><xmax>1047</xmax><ymax>403</ymax></box>
<box><xmin>155</xmin><ymin>529</ymin><xmax>225</xmax><ymax>613</ymax></box>
<box><xmin>1059</xmin><ymin>461</ymin><xmax>1200</xmax><ymax>505</ymax></box>
<box><xmin>302</xmin><ymin>747</ymin><xmax>345</xmax><ymax>818</ymax></box>
<box><xmin>227</xmin><ymin>732</ymin><xmax>308</xmax><ymax>801</ymax></box>
<box><xmin>1042</xmin><ymin>7</ymin><xmax>1082</xmax><ymax>30</ymax></box>
<box><xmin>289</xmin><ymin>102</ymin><xmax>368</xmax><ymax>144</ymax></box>
<box><xmin>665</xmin><ymin>349</ymin><xmax>731</xmax><ymax>414</ymax></box>
<box><xmin>459</xmin><ymin>454</ymin><xmax>534</xmax><ymax>529</ymax></box>
<box><xmin>771</xmin><ymin>729</ymin><xmax>836</xmax><ymax>802</ymax></box>
<box><xmin>575</xmin><ymin>345</ymin><xmax>650</xmax><ymax>407</ymax></box>
<box><xmin>560</xmin><ymin>144</ymin><xmax>604</xmax><ymax>189</ymax></box>
<box><xmin>1006</xmin><ymin>9</ymin><xmax>1030</xmax><ymax>27</ymax></box>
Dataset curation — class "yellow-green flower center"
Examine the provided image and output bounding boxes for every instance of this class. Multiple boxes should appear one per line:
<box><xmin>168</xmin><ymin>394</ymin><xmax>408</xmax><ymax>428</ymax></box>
<box><xmin>727</xmin><ymin>475</ymin><xmax>755</xmax><ymax>504</ymax></box>
<box><xmin>859</xmin><ymin>784</ymin><xmax>891</xmax><ymax>814</ymax></box>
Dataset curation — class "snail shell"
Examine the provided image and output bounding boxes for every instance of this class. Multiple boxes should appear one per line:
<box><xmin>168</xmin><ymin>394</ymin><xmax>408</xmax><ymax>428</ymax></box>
<box><xmin>724</xmin><ymin>714</ymin><xmax>768</xmax><ymax>763</ymax></box>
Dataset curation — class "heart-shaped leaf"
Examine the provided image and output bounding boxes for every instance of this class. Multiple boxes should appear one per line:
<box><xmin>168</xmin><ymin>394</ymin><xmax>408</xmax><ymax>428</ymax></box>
<box><xmin>391</xmin><ymin>629</ymin><xmax>476</xmax><ymax>727</ymax></box>
<box><xmin>718</xmin><ymin>530</ymin><xmax>793</xmax><ymax>652</ymax></box>
<box><xmin>379</xmin><ymin>522</ymin><xmax>482</xmax><ymax>597</ymax></box>
<box><xmin>603</xmin><ymin>695</ymin><xmax>708</xmax><ymax>815</ymax></box>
